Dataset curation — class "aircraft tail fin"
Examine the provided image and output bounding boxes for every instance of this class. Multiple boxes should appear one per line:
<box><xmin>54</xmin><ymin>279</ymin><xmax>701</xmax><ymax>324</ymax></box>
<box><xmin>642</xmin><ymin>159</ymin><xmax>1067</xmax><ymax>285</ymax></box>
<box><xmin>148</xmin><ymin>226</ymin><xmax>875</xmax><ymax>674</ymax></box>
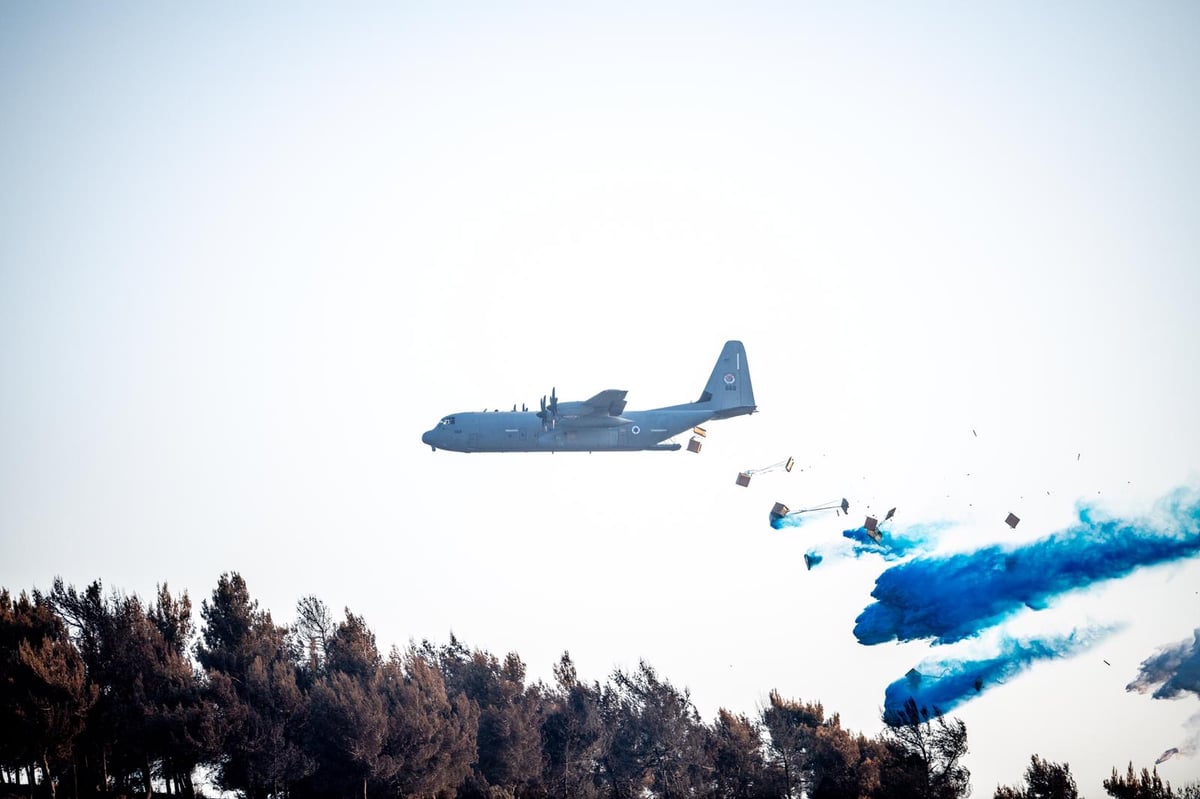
<box><xmin>695</xmin><ymin>340</ymin><xmax>756</xmax><ymax>419</ymax></box>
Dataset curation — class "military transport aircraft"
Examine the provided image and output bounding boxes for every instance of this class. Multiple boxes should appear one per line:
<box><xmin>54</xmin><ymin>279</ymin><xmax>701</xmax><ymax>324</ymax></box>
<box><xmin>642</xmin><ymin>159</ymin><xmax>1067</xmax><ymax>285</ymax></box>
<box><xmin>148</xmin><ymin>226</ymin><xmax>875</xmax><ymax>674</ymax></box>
<box><xmin>421</xmin><ymin>340</ymin><xmax>756</xmax><ymax>453</ymax></box>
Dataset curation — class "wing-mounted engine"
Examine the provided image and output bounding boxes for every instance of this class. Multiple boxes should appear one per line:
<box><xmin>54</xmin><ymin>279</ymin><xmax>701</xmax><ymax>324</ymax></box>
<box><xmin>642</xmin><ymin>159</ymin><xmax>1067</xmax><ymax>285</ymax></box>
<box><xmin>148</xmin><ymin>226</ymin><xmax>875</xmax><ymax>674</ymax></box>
<box><xmin>537</xmin><ymin>388</ymin><xmax>631</xmax><ymax>430</ymax></box>
<box><xmin>537</xmin><ymin>387</ymin><xmax>560</xmax><ymax>430</ymax></box>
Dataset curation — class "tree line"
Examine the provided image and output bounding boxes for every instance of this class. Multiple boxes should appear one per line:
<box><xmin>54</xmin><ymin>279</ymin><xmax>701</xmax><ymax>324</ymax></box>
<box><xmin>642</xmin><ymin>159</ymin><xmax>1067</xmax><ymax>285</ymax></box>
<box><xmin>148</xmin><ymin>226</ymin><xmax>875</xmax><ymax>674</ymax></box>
<box><xmin>1</xmin><ymin>573</ymin><xmax>1194</xmax><ymax>799</ymax></box>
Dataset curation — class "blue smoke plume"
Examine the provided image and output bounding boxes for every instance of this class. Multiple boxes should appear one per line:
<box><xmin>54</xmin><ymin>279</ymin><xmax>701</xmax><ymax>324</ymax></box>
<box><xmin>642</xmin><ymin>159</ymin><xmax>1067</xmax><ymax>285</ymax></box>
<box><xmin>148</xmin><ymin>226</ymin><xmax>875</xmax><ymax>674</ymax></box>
<box><xmin>770</xmin><ymin>512</ymin><xmax>813</xmax><ymax>530</ymax></box>
<box><xmin>855</xmin><ymin>488</ymin><xmax>1200</xmax><ymax>646</ymax></box>
<box><xmin>803</xmin><ymin>521</ymin><xmax>947</xmax><ymax>571</ymax></box>
<box><xmin>1127</xmin><ymin>628</ymin><xmax>1200</xmax><ymax>699</ymax></box>
<box><xmin>883</xmin><ymin>628</ymin><xmax>1113</xmax><ymax>723</ymax></box>
<box><xmin>843</xmin><ymin>522</ymin><xmax>944</xmax><ymax>561</ymax></box>
<box><xmin>1127</xmin><ymin>629</ymin><xmax>1200</xmax><ymax>760</ymax></box>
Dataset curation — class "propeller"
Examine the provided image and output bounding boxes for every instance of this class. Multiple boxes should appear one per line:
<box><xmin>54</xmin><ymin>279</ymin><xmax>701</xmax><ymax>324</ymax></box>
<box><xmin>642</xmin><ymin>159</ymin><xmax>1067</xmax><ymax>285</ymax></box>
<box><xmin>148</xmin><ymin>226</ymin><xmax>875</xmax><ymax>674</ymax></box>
<box><xmin>537</xmin><ymin>387</ymin><xmax>559</xmax><ymax>430</ymax></box>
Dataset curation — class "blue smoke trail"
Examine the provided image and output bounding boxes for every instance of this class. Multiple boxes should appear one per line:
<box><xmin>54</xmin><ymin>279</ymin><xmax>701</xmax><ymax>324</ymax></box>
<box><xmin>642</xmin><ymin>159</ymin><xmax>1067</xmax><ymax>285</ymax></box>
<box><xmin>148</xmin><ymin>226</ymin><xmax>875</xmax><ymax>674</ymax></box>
<box><xmin>1127</xmin><ymin>630</ymin><xmax>1200</xmax><ymax>760</ymax></box>
<box><xmin>803</xmin><ymin>522</ymin><xmax>947</xmax><ymax>570</ymax></box>
<box><xmin>1127</xmin><ymin>628</ymin><xmax>1200</xmax><ymax>699</ymax></box>
<box><xmin>770</xmin><ymin>512</ymin><xmax>813</xmax><ymax>530</ymax></box>
<box><xmin>883</xmin><ymin>628</ymin><xmax>1113</xmax><ymax>723</ymax></box>
<box><xmin>843</xmin><ymin>522</ymin><xmax>945</xmax><ymax>561</ymax></box>
<box><xmin>855</xmin><ymin>487</ymin><xmax>1200</xmax><ymax>646</ymax></box>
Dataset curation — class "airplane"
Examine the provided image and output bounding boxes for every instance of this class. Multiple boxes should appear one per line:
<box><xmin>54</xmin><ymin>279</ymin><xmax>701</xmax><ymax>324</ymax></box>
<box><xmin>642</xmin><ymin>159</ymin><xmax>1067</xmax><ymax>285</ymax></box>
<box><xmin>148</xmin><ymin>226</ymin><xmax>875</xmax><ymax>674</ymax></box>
<box><xmin>421</xmin><ymin>340</ymin><xmax>756</xmax><ymax>453</ymax></box>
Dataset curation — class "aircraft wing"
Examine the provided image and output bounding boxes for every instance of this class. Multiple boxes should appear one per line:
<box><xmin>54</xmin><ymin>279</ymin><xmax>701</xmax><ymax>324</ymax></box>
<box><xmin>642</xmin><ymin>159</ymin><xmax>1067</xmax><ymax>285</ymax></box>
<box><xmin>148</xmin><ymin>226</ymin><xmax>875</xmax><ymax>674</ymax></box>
<box><xmin>584</xmin><ymin>389</ymin><xmax>628</xmax><ymax>416</ymax></box>
<box><xmin>556</xmin><ymin>389</ymin><xmax>629</xmax><ymax>427</ymax></box>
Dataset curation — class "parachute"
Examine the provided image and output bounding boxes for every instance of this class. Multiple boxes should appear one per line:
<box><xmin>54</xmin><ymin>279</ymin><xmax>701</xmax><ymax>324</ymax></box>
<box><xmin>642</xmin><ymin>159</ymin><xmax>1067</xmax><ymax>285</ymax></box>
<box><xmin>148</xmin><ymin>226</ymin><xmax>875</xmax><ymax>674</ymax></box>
<box><xmin>736</xmin><ymin>456</ymin><xmax>794</xmax><ymax>486</ymax></box>
<box><xmin>799</xmin><ymin>497</ymin><xmax>849</xmax><ymax>515</ymax></box>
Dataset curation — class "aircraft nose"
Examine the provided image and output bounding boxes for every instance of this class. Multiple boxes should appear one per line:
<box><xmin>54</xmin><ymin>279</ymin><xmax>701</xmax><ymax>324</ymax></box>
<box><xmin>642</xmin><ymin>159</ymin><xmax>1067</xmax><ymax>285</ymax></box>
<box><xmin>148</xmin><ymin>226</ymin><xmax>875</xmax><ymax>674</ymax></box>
<box><xmin>422</xmin><ymin>429</ymin><xmax>438</xmax><ymax>450</ymax></box>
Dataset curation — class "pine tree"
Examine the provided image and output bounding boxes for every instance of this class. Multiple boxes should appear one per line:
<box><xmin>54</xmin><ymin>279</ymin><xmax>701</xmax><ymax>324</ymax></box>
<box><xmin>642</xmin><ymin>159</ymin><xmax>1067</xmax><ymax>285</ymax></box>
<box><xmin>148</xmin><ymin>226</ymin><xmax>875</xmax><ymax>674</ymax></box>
<box><xmin>708</xmin><ymin>708</ymin><xmax>772</xmax><ymax>799</ymax></box>
<box><xmin>598</xmin><ymin>661</ymin><xmax>709</xmax><ymax>799</ymax></box>
<box><xmin>877</xmin><ymin>698</ymin><xmax>970</xmax><ymax>799</ymax></box>
<box><xmin>196</xmin><ymin>573</ymin><xmax>311</xmax><ymax>799</ymax></box>
<box><xmin>541</xmin><ymin>652</ymin><xmax>603</xmax><ymax>799</ymax></box>
<box><xmin>0</xmin><ymin>589</ymin><xmax>96</xmax><ymax>799</ymax></box>
<box><xmin>1104</xmin><ymin>762</ymin><xmax>1177</xmax><ymax>798</ymax></box>
<box><xmin>761</xmin><ymin>689</ymin><xmax>825</xmax><ymax>798</ymax></box>
<box><xmin>993</xmin><ymin>754</ymin><xmax>1078</xmax><ymax>799</ymax></box>
<box><xmin>378</xmin><ymin>647</ymin><xmax>477</xmax><ymax>797</ymax></box>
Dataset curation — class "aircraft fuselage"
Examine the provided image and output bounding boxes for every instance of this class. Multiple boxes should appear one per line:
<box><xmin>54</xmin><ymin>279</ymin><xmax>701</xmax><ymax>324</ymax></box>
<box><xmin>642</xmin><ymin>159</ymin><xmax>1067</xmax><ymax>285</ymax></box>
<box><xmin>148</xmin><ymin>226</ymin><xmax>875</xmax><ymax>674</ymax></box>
<box><xmin>422</xmin><ymin>407</ymin><xmax>716</xmax><ymax>453</ymax></box>
<box><xmin>421</xmin><ymin>340</ymin><xmax>757</xmax><ymax>453</ymax></box>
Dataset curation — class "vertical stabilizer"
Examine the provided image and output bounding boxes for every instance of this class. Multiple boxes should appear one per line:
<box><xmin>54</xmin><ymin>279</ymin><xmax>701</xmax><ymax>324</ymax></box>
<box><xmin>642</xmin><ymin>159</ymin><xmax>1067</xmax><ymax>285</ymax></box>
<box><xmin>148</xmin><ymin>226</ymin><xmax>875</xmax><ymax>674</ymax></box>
<box><xmin>697</xmin><ymin>340</ymin><xmax>756</xmax><ymax>418</ymax></box>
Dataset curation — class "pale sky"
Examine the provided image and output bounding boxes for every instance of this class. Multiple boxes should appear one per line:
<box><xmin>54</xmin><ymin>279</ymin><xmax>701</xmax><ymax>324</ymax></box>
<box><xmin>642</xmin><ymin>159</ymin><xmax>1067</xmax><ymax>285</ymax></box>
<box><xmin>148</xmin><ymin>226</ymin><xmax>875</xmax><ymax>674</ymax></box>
<box><xmin>3</xmin><ymin>2</ymin><xmax>1200</xmax><ymax>792</ymax></box>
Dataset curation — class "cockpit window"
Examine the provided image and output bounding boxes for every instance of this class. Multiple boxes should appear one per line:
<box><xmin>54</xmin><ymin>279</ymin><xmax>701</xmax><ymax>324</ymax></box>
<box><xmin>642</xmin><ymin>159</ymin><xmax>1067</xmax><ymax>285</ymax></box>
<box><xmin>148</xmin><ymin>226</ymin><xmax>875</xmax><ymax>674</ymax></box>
<box><xmin>440</xmin><ymin>416</ymin><xmax>455</xmax><ymax>426</ymax></box>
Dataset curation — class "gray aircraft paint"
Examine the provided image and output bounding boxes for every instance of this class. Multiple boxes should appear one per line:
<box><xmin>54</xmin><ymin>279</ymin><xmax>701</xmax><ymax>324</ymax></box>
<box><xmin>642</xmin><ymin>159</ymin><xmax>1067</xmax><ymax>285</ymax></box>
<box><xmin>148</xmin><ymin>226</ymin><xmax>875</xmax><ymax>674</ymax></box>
<box><xmin>421</xmin><ymin>340</ymin><xmax>756</xmax><ymax>453</ymax></box>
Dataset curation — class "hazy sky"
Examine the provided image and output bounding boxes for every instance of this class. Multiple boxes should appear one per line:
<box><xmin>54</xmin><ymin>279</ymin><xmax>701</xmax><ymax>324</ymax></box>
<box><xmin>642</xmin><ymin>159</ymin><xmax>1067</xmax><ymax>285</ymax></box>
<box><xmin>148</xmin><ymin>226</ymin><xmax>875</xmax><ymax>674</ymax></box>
<box><xmin>3</xmin><ymin>2</ymin><xmax>1200</xmax><ymax>792</ymax></box>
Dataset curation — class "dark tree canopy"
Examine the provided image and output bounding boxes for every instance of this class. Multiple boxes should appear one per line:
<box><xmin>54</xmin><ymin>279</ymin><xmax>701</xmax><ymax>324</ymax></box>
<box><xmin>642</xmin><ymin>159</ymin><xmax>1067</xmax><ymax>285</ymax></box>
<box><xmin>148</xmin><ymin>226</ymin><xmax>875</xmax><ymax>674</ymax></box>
<box><xmin>877</xmin><ymin>698</ymin><xmax>970</xmax><ymax>799</ymax></box>
<box><xmin>995</xmin><ymin>754</ymin><xmax>1079</xmax><ymax>799</ymax></box>
<box><xmin>1103</xmin><ymin>762</ymin><xmax>1182</xmax><ymax>798</ymax></box>
<box><xmin>2</xmin><ymin>573</ymin><xmax>1181</xmax><ymax>799</ymax></box>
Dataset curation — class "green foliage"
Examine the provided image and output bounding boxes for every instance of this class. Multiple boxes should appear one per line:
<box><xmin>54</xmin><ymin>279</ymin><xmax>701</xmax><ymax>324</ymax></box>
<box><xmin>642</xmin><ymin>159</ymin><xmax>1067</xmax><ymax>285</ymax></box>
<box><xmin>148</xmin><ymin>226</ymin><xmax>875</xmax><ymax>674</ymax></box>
<box><xmin>1104</xmin><ymin>762</ymin><xmax>1179</xmax><ymax>798</ymax></box>
<box><xmin>598</xmin><ymin>660</ymin><xmax>709</xmax><ymax>799</ymax></box>
<box><xmin>324</xmin><ymin>610</ymin><xmax>380</xmax><ymax>682</ymax></box>
<box><xmin>48</xmin><ymin>578</ymin><xmax>210</xmax><ymax>798</ymax></box>
<box><xmin>541</xmin><ymin>652</ymin><xmax>604</xmax><ymax>798</ymax></box>
<box><xmin>761</xmin><ymin>690</ymin><xmax>885</xmax><ymax>799</ymax></box>
<box><xmin>197</xmin><ymin>572</ymin><xmax>312</xmax><ymax>799</ymax></box>
<box><xmin>291</xmin><ymin>595</ymin><xmax>333</xmax><ymax>682</ymax></box>
<box><xmin>1177</xmin><ymin>782</ymin><xmax>1200</xmax><ymax>799</ymax></box>
<box><xmin>994</xmin><ymin>755</ymin><xmax>1079</xmax><ymax>799</ymax></box>
<box><xmin>11</xmin><ymin>573</ymin><xmax>1197</xmax><ymax>799</ymax></box>
<box><xmin>761</xmin><ymin>689</ymin><xmax>825</xmax><ymax>797</ymax></box>
<box><xmin>877</xmin><ymin>698</ymin><xmax>970</xmax><ymax>799</ymax></box>
<box><xmin>421</xmin><ymin>635</ymin><xmax>543</xmax><ymax>796</ymax></box>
